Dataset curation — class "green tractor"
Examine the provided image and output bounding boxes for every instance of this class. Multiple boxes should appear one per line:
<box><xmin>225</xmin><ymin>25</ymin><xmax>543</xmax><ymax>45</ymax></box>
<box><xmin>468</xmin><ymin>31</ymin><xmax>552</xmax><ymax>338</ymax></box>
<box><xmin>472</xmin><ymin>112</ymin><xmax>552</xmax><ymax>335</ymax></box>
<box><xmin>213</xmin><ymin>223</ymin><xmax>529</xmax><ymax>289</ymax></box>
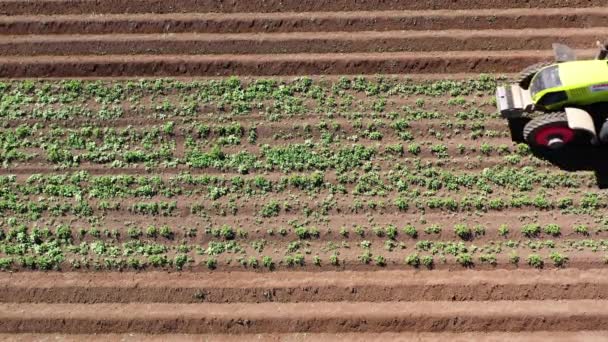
<box><xmin>497</xmin><ymin>41</ymin><xmax>608</xmax><ymax>150</ymax></box>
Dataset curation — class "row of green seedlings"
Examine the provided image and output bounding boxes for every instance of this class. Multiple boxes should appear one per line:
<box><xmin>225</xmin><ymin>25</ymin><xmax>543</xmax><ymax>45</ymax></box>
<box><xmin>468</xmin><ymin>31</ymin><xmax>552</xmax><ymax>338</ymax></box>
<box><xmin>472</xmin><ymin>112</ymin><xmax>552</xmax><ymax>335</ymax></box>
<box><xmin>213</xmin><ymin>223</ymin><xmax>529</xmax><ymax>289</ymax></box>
<box><xmin>404</xmin><ymin>251</ymin><xmax>569</xmax><ymax>269</ymax></box>
<box><xmin>2</xmin><ymin>190</ymin><xmax>602</xmax><ymax>226</ymax></box>
<box><xmin>3</xmin><ymin>137</ymin><xmax>534</xmax><ymax>169</ymax></box>
<box><xmin>1</xmin><ymin>107</ymin><xmax>501</xmax><ymax>152</ymax></box>
<box><xmin>1</xmin><ymin>169</ymin><xmax>584</xmax><ymax>202</ymax></box>
<box><xmin>0</xmin><ymin>225</ymin><xmax>598</xmax><ymax>271</ymax></box>
<box><xmin>0</xmin><ymin>76</ymin><xmax>498</xmax><ymax>117</ymax></box>
<box><xmin>0</xmin><ymin>221</ymin><xmax>593</xmax><ymax>246</ymax></box>
<box><xmin>15</xmin><ymin>162</ymin><xmax>585</xmax><ymax>198</ymax></box>
<box><xmin>197</xmin><ymin>222</ymin><xmax>594</xmax><ymax>241</ymax></box>
<box><xmin>0</xmin><ymin>249</ymin><xmax>573</xmax><ymax>271</ymax></box>
<box><xmin>0</xmin><ymin>164</ymin><xmax>587</xmax><ymax>209</ymax></box>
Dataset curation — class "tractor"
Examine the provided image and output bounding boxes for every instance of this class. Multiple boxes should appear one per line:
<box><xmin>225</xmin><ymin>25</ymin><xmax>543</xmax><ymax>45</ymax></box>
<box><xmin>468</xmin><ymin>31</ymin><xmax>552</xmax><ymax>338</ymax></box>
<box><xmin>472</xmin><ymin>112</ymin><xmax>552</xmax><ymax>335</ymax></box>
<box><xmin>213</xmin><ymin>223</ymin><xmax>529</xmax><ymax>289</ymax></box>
<box><xmin>497</xmin><ymin>41</ymin><xmax>608</xmax><ymax>150</ymax></box>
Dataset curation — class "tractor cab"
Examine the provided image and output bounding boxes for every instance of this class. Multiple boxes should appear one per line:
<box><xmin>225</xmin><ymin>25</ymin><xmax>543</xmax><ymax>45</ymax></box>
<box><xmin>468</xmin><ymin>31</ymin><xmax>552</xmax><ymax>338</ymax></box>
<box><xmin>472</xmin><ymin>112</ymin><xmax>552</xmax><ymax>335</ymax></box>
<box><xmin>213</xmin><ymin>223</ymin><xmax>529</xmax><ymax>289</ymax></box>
<box><xmin>529</xmin><ymin>65</ymin><xmax>565</xmax><ymax>108</ymax></box>
<box><xmin>496</xmin><ymin>42</ymin><xmax>608</xmax><ymax>150</ymax></box>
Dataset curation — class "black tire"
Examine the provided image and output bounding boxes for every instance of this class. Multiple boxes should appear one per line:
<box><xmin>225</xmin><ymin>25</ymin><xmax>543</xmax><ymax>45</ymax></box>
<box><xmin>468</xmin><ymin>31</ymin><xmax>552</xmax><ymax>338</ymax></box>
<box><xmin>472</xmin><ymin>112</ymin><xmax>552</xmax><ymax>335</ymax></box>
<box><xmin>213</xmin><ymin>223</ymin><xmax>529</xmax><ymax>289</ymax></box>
<box><xmin>523</xmin><ymin>112</ymin><xmax>574</xmax><ymax>149</ymax></box>
<box><xmin>517</xmin><ymin>62</ymin><xmax>553</xmax><ymax>90</ymax></box>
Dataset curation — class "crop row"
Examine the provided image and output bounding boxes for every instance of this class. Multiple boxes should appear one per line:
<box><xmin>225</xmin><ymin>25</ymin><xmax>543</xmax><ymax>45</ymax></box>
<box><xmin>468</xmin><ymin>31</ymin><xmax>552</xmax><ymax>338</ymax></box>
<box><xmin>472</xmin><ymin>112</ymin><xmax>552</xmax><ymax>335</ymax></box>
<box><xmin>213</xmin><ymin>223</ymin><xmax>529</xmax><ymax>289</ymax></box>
<box><xmin>0</xmin><ymin>170</ymin><xmax>585</xmax><ymax>198</ymax></box>
<box><xmin>0</xmin><ymin>76</ymin><xmax>499</xmax><ymax>107</ymax></box>
<box><xmin>1</xmin><ymin>222</ymin><xmax>607</xmax><ymax>271</ymax></box>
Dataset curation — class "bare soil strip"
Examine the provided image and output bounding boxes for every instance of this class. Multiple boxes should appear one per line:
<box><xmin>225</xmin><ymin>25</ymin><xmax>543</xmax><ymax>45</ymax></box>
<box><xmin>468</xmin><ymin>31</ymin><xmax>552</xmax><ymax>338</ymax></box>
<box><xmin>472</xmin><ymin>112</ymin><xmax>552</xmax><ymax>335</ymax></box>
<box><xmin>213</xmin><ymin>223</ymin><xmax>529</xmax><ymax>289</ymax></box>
<box><xmin>2</xmin><ymin>8</ymin><xmax>607</xmax><ymax>34</ymax></box>
<box><xmin>0</xmin><ymin>0</ymin><xmax>603</xmax><ymax>15</ymax></box>
<box><xmin>2</xmin><ymin>270</ymin><xmax>608</xmax><ymax>303</ymax></box>
<box><xmin>0</xmin><ymin>50</ymin><xmax>592</xmax><ymax>77</ymax></box>
<box><xmin>2</xmin><ymin>332</ymin><xmax>608</xmax><ymax>342</ymax></box>
<box><xmin>2</xmin><ymin>300</ymin><xmax>608</xmax><ymax>333</ymax></box>
<box><xmin>1</xmin><ymin>29</ymin><xmax>606</xmax><ymax>56</ymax></box>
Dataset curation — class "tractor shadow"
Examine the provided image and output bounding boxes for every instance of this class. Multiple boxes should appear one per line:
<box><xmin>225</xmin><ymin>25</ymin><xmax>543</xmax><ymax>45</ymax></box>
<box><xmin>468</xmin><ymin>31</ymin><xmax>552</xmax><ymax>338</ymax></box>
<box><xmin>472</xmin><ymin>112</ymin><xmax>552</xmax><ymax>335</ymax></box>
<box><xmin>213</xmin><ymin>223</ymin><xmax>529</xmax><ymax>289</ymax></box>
<box><xmin>508</xmin><ymin>117</ymin><xmax>608</xmax><ymax>189</ymax></box>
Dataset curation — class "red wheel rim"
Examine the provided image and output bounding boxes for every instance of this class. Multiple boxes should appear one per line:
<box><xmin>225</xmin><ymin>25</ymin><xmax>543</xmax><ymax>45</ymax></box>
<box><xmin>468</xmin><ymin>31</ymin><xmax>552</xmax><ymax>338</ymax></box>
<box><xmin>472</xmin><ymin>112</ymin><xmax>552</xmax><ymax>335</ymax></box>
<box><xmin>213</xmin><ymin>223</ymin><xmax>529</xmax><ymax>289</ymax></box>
<box><xmin>534</xmin><ymin>125</ymin><xmax>574</xmax><ymax>147</ymax></box>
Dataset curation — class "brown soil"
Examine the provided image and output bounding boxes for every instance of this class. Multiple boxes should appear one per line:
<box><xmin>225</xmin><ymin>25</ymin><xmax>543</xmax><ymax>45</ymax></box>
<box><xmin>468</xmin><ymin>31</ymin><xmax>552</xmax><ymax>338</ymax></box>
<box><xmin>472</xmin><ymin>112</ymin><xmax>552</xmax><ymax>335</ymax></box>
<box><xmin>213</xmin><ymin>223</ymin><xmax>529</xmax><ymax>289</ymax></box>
<box><xmin>2</xmin><ymin>332</ymin><xmax>608</xmax><ymax>342</ymax></box>
<box><xmin>0</xmin><ymin>0</ymin><xmax>603</xmax><ymax>15</ymax></box>
<box><xmin>2</xmin><ymin>300</ymin><xmax>608</xmax><ymax>333</ymax></box>
<box><xmin>0</xmin><ymin>50</ymin><xmax>589</xmax><ymax>78</ymax></box>
<box><xmin>2</xmin><ymin>270</ymin><xmax>608</xmax><ymax>303</ymax></box>
<box><xmin>1</xmin><ymin>8</ymin><xmax>607</xmax><ymax>35</ymax></box>
<box><xmin>1</xmin><ymin>29</ymin><xmax>606</xmax><ymax>56</ymax></box>
<box><xmin>0</xmin><ymin>2</ymin><xmax>603</xmax><ymax>77</ymax></box>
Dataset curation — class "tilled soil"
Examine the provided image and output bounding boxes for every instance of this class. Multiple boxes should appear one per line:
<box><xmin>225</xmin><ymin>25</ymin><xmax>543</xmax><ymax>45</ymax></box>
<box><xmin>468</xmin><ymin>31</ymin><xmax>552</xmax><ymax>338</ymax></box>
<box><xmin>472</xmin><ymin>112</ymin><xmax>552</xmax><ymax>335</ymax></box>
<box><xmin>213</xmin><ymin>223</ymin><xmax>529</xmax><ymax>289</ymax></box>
<box><xmin>0</xmin><ymin>1</ymin><xmax>604</xmax><ymax>77</ymax></box>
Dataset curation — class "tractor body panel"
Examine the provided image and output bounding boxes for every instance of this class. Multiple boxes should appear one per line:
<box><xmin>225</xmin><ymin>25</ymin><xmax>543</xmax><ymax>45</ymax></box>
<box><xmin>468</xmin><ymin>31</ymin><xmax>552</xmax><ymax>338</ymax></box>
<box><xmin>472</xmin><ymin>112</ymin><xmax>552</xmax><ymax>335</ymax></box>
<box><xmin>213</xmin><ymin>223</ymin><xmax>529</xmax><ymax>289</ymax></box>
<box><xmin>496</xmin><ymin>84</ymin><xmax>534</xmax><ymax>118</ymax></box>
<box><xmin>531</xmin><ymin>60</ymin><xmax>608</xmax><ymax>110</ymax></box>
<box><xmin>565</xmin><ymin>107</ymin><xmax>597</xmax><ymax>144</ymax></box>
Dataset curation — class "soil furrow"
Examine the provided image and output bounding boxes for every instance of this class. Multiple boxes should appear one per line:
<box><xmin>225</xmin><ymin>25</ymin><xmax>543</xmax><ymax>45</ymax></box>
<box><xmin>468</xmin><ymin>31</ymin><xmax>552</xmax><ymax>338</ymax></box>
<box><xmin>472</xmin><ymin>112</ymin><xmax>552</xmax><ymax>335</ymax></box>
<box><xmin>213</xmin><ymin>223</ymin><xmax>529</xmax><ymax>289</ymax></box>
<box><xmin>1</xmin><ymin>29</ymin><xmax>606</xmax><ymax>56</ymax></box>
<box><xmin>0</xmin><ymin>50</ymin><xmax>592</xmax><ymax>78</ymax></box>
<box><xmin>1</xmin><ymin>332</ymin><xmax>608</xmax><ymax>342</ymax></box>
<box><xmin>1</xmin><ymin>8</ymin><xmax>608</xmax><ymax>34</ymax></box>
<box><xmin>3</xmin><ymin>270</ymin><xmax>608</xmax><ymax>303</ymax></box>
<box><xmin>2</xmin><ymin>300</ymin><xmax>608</xmax><ymax>333</ymax></box>
<box><xmin>2</xmin><ymin>332</ymin><xmax>608</xmax><ymax>342</ymax></box>
<box><xmin>0</xmin><ymin>0</ymin><xmax>603</xmax><ymax>15</ymax></box>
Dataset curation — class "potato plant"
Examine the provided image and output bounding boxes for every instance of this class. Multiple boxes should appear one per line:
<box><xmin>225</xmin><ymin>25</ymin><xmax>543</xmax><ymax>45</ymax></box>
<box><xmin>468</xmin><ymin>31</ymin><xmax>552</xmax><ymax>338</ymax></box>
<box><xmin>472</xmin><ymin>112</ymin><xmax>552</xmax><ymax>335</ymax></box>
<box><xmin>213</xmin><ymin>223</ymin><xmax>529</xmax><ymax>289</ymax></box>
<box><xmin>0</xmin><ymin>76</ymin><xmax>604</xmax><ymax>271</ymax></box>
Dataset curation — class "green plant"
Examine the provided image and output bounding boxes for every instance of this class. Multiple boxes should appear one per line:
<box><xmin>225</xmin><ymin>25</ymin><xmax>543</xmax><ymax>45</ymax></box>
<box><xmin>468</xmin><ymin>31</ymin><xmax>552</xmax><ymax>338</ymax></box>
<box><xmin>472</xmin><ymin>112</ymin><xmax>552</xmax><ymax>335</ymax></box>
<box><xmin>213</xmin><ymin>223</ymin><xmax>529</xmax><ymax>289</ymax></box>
<box><xmin>509</xmin><ymin>252</ymin><xmax>520</xmax><ymax>265</ymax></box>
<box><xmin>329</xmin><ymin>252</ymin><xmax>339</xmax><ymax>266</ymax></box>
<box><xmin>543</xmin><ymin>224</ymin><xmax>561</xmax><ymax>237</ymax></box>
<box><xmin>424</xmin><ymin>225</ymin><xmax>441</xmax><ymax>235</ymax></box>
<box><xmin>454</xmin><ymin>224</ymin><xmax>472</xmax><ymax>240</ymax></box>
<box><xmin>339</xmin><ymin>227</ymin><xmax>349</xmax><ymax>237</ymax></box>
<box><xmin>479</xmin><ymin>254</ymin><xmax>497</xmax><ymax>266</ymax></box>
<box><xmin>358</xmin><ymin>250</ymin><xmax>372</xmax><ymax>264</ymax></box>
<box><xmin>385</xmin><ymin>225</ymin><xmax>398</xmax><ymax>240</ymax></box>
<box><xmin>374</xmin><ymin>255</ymin><xmax>386</xmax><ymax>266</ymax></box>
<box><xmin>456</xmin><ymin>253</ymin><xmax>473</xmax><ymax>267</ymax></box>
<box><xmin>146</xmin><ymin>226</ymin><xmax>158</xmax><ymax>238</ymax></box>
<box><xmin>174</xmin><ymin>254</ymin><xmax>188</xmax><ymax>270</ymax></box>
<box><xmin>407</xmin><ymin>143</ymin><xmax>421</xmax><ymax>155</ymax></box>
<box><xmin>313</xmin><ymin>255</ymin><xmax>321</xmax><ymax>266</ymax></box>
<box><xmin>260</xmin><ymin>200</ymin><xmax>281</xmax><ymax>217</ymax></box>
<box><xmin>159</xmin><ymin>225</ymin><xmax>174</xmax><ymax>239</ymax></box>
<box><xmin>527</xmin><ymin>254</ymin><xmax>543</xmax><ymax>269</ymax></box>
<box><xmin>405</xmin><ymin>253</ymin><xmax>420</xmax><ymax>267</ymax></box>
<box><xmin>127</xmin><ymin>227</ymin><xmax>142</xmax><ymax>239</ymax></box>
<box><xmin>574</xmin><ymin>224</ymin><xmax>589</xmax><ymax>236</ymax></box>
<box><xmin>206</xmin><ymin>257</ymin><xmax>218</xmax><ymax>270</ymax></box>
<box><xmin>247</xmin><ymin>257</ymin><xmax>259</xmax><ymax>268</ymax></box>
<box><xmin>521</xmin><ymin>224</ymin><xmax>541</xmax><ymax>238</ymax></box>
<box><xmin>549</xmin><ymin>252</ymin><xmax>568</xmax><ymax>267</ymax></box>
<box><xmin>220</xmin><ymin>225</ymin><xmax>235</xmax><ymax>240</ymax></box>
<box><xmin>474</xmin><ymin>225</ymin><xmax>486</xmax><ymax>236</ymax></box>
<box><xmin>403</xmin><ymin>224</ymin><xmax>418</xmax><ymax>238</ymax></box>
<box><xmin>421</xmin><ymin>255</ymin><xmax>434</xmax><ymax>269</ymax></box>
<box><xmin>262</xmin><ymin>256</ymin><xmax>274</xmax><ymax>269</ymax></box>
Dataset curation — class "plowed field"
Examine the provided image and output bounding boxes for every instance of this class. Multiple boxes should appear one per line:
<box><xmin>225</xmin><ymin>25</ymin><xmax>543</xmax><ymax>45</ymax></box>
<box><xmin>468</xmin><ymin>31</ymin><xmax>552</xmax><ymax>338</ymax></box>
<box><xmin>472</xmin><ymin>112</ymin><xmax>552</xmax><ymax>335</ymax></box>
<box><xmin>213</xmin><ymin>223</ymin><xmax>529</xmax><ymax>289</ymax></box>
<box><xmin>2</xmin><ymin>0</ymin><xmax>608</xmax><ymax>341</ymax></box>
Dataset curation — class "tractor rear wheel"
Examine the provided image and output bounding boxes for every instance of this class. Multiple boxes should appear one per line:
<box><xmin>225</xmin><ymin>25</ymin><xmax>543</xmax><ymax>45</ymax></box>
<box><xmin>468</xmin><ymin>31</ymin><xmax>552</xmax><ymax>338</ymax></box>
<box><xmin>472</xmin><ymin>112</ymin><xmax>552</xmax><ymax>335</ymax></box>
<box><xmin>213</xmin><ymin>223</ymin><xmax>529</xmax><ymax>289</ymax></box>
<box><xmin>517</xmin><ymin>62</ymin><xmax>552</xmax><ymax>90</ymax></box>
<box><xmin>523</xmin><ymin>112</ymin><xmax>575</xmax><ymax>149</ymax></box>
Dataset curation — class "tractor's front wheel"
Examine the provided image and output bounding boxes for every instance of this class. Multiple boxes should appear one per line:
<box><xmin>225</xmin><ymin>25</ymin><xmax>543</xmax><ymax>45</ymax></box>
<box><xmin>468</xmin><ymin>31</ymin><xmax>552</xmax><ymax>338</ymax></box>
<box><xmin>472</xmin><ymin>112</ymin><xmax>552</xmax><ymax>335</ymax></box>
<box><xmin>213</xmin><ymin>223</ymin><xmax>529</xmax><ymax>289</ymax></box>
<box><xmin>523</xmin><ymin>112</ymin><xmax>575</xmax><ymax>149</ymax></box>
